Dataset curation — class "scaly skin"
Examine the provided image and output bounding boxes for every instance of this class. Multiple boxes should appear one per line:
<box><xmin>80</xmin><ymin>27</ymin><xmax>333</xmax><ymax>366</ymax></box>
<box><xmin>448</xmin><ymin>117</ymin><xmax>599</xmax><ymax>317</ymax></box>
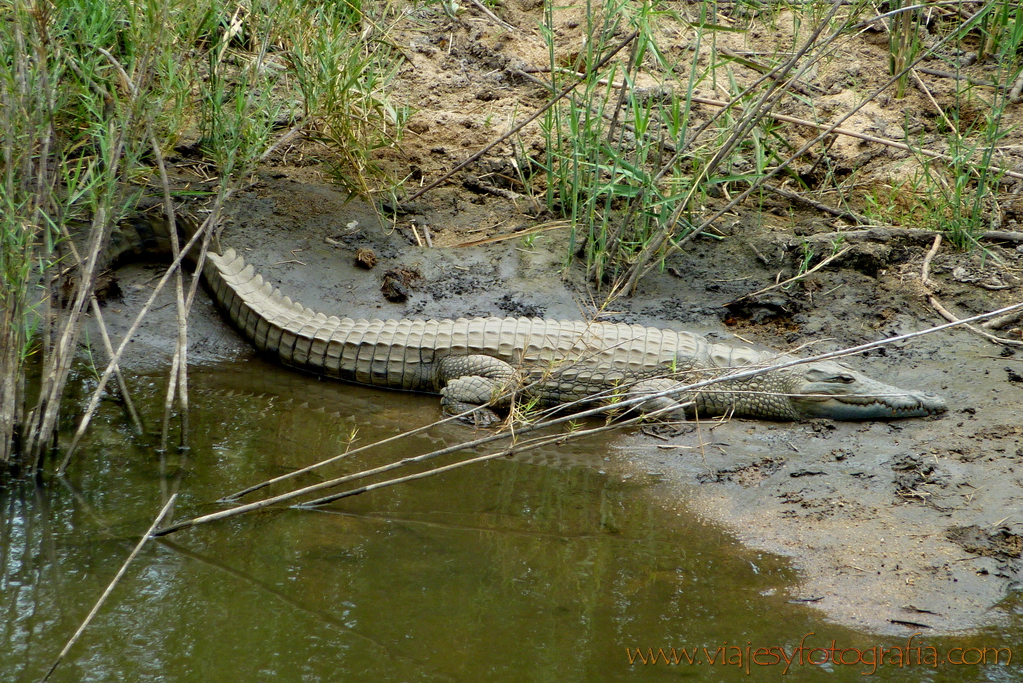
<box><xmin>194</xmin><ymin>246</ymin><xmax>946</xmax><ymax>422</ymax></box>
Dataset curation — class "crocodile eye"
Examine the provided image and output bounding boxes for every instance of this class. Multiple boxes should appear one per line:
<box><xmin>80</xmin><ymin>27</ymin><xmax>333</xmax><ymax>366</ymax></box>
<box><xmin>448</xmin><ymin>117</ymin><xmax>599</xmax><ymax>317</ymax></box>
<box><xmin>828</xmin><ymin>373</ymin><xmax>856</xmax><ymax>384</ymax></box>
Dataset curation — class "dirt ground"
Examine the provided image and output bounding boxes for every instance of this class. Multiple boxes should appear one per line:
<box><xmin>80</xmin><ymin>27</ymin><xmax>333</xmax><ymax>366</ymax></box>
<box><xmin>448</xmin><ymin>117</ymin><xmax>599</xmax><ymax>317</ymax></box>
<box><xmin>101</xmin><ymin>0</ymin><xmax>1023</xmax><ymax>635</ymax></box>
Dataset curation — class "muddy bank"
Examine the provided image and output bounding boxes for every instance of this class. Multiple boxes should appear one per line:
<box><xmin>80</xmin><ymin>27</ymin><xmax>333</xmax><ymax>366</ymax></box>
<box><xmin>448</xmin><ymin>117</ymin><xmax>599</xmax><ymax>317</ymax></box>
<box><xmin>96</xmin><ymin>176</ymin><xmax>1023</xmax><ymax>635</ymax></box>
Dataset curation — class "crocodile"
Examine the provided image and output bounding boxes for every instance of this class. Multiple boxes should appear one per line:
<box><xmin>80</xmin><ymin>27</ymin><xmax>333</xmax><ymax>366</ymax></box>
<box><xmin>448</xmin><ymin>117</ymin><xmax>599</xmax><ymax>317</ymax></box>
<box><xmin>108</xmin><ymin>218</ymin><xmax>947</xmax><ymax>423</ymax></box>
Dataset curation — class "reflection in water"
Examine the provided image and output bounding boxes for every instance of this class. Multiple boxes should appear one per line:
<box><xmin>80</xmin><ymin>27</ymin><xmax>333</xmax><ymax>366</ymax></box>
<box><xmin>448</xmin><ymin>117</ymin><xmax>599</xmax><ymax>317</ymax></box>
<box><xmin>1</xmin><ymin>360</ymin><xmax>1018</xmax><ymax>682</ymax></box>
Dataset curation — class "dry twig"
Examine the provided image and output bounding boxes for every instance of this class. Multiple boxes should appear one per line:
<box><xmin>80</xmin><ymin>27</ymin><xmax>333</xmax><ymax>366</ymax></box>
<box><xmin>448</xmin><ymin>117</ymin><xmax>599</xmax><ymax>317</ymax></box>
<box><xmin>54</xmin><ymin>221</ymin><xmax>144</xmax><ymax>435</ymax></box>
<box><xmin>729</xmin><ymin>245</ymin><xmax>852</xmax><ymax>303</ymax></box>
<box><xmin>763</xmin><ymin>185</ymin><xmax>871</xmax><ymax>225</ymax></box>
<box><xmin>39</xmin><ymin>494</ymin><xmax>177</xmax><ymax>683</ymax></box>
<box><xmin>99</xmin><ymin>45</ymin><xmax>196</xmax><ymax>451</ymax></box>
<box><xmin>920</xmin><ymin>234</ymin><xmax>1022</xmax><ymax>347</ymax></box>
<box><xmin>920</xmin><ymin>233</ymin><xmax>941</xmax><ymax>289</ymax></box>
<box><xmin>981</xmin><ymin>309</ymin><xmax>1023</xmax><ymax>331</ymax></box>
<box><xmin>60</xmin><ymin>213</ymin><xmax>217</xmax><ymax>471</ymax></box>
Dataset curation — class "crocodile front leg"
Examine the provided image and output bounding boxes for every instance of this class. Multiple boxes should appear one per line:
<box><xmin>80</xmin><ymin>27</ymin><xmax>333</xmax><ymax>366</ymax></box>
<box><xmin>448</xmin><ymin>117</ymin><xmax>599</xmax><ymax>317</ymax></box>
<box><xmin>437</xmin><ymin>355</ymin><xmax>520</xmax><ymax>426</ymax></box>
<box><xmin>621</xmin><ymin>378</ymin><xmax>689</xmax><ymax>421</ymax></box>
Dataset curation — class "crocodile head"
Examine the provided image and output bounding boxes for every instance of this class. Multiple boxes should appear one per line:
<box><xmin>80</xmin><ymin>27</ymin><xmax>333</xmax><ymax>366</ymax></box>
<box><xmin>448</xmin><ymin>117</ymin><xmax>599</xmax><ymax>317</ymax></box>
<box><xmin>784</xmin><ymin>361</ymin><xmax>946</xmax><ymax>420</ymax></box>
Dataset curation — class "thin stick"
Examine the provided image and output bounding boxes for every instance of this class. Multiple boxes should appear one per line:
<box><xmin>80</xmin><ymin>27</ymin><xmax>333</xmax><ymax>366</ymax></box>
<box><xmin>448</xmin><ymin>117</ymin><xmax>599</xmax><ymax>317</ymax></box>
<box><xmin>296</xmin><ymin>395</ymin><xmax>697</xmax><ymax>509</ymax></box>
<box><xmin>1010</xmin><ymin>69</ymin><xmax>1023</xmax><ymax>104</ymax></box>
<box><xmin>982</xmin><ymin>309</ymin><xmax>1023</xmax><ymax>330</ymax></box>
<box><xmin>763</xmin><ymin>184</ymin><xmax>871</xmax><ymax>225</ymax></box>
<box><xmin>60</xmin><ymin>213</ymin><xmax>215</xmax><ymax>471</ymax></box>
<box><xmin>150</xmin><ymin>133</ymin><xmax>191</xmax><ymax>451</ymax></box>
<box><xmin>605</xmin><ymin>36</ymin><xmax>639</xmax><ymax>145</ymax></box>
<box><xmin>160</xmin><ymin>353</ymin><xmax>181</xmax><ymax>451</ymax></box>
<box><xmin>155</xmin><ymin>299</ymin><xmax>1023</xmax><ymax>537</ymax></box>
<box><xmin>790</xmin><ymin>227</ymin><xmax>1023</xmax><ymax>245</ymax></box>
<box><xmin>38</xmin><ymin>494</ymin><xmax>177</xmax><ymax>683</ymax></box>
<box><xmin>466</xmin><ymin>0</ymin><xmax>516</xmax><ymax>31</ymax></box>
<box><xmin>219</xmin><ymin>404</ymin><xmax>488</xmax><ymax>502</ymax></box>
<box><xmin>982</xmin><ymin>231</ymin><xmax>1023</xmax><ymax>243</ymax></box>
<box><xmin>159</xmin><ymin>393</ymin><xmax>681</xmax><ymax>536</ymax></box>
<box><xmin>730</xmin><ymin>245</ymin><xmax>852</xmax><ymax>301</ymax></box>
<box><xmin>454</xmin><ymin>220</ymin><xmax>572</xmax><ymax>247</ymax></box>
<box><xmin>921</xmin><ymin>233</ymin><xmax>941</xmax><ymax>289</ymax></box>
<box><xmin>101</xmin><ymin>45</ymin><xmax>194</xmax><ymax>450</ymax></box>
<box><xmin>403</xmin><ymin>30</ymin><xmax>639</xmax><ymax>203</ymax></box>
<box><xmin>916</xmin><ymin>66</ymin><xmax>1003</xmax><ymax>90</ymax></box>
<box><xmin>911</xmin><ymin>69</ymin><xmax>959</xmax><ymax>135</ymax></box>
<box><xmin>717</xmin><ymin>45</ymin><xmax>821</xmax><ymax>96</ymax></box>
<box><xmin>55</xmin><ymin>219</ymin><xmax>144</xmax><ymax>436</ymax></box>
<box><xmin>297</xmin><ymin>422</ymin><xmax>638</xmax><ymax>508</ymax></box>
<box><xmin>927</xmin><ymin>296</ymin><xmax>1023</xmax><ymax>347</ymax></box>
<box><xmin>920</xmin><ymin>234</ymin><xmax>1022</xmax><ymax>346</ymax></box>
<box><xmin>89</xmin><ymin>297</ymin><xmax>143</xmax><ymax>434</ymax></box>
<box><xmin>156</xmin><ymin>412</ymin><xmax>575</xmax><ymax>535</ymax></box>
<box><xmin>259</xmin><ymin>118</ymin><xmax>308</xmax><ymax>163</ymax></box>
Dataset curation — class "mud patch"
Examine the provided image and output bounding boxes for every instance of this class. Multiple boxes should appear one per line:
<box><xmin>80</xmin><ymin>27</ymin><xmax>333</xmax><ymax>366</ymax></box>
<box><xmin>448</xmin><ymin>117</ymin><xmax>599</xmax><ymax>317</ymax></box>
<box><xmin>699</xmin><ymin>456</ymin><xmax>786</xmax><ymax>487</ymax></box>
<box><xmin>425</xmin><ymin>267</ymin><xmax>501</xmax><ymax>300</ymax></box>
<box><xmin>491</xmin><ymin>293</ymin><xmax>543</xmax><ymax>319</ymax></box>
<box><xmin>947</xmin><ymin>525</ymin><xmax>1023</xmax><ymax>560</ymax></box>
<box><xmin>890</xmin><ymin>452</ymin><xmax>950</xmax><ymax>507</ymax></box>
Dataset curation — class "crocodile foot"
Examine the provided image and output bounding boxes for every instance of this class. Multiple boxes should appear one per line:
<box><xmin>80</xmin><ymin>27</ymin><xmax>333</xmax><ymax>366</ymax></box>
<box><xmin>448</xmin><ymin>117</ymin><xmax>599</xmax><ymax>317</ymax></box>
<box><xmin>440</xmin><ymin>397</ymin><xmax>502</xmax><ymax>427</ymax></box>
<box><xmin>623</xmin><ymin>378</ymin><xmax>689</xmax><ymax>421</ymax></box>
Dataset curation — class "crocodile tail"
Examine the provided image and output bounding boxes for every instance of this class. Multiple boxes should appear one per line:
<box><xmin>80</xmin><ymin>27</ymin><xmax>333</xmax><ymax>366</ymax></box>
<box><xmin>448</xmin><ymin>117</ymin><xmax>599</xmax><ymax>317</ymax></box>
<box><xmin>102</xmin><ymin>213</ymin><xmax>202</xmax><ymax>268</ymax></box>
<box><xmin>202</xmin><ymin>248</ymin><xmax>351</xmax><ymax>370</ymax></box>
<box><xmin>102</xmin><ymin>218</ymin><xmax>327</xmax><ymax>369</ymax></box>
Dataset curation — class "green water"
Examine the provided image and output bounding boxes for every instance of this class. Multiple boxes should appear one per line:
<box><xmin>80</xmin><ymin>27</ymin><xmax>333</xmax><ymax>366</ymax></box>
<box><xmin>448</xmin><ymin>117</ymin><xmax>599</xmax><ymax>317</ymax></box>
<box><xmin>2</xmin><ymin>360</ymin><xmax>1020</xmax><ymax>682</ymax></box>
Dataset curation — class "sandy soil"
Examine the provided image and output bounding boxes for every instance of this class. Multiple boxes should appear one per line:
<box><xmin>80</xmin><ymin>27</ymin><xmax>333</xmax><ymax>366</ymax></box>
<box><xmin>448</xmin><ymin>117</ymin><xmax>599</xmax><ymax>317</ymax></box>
<box><xmin>97</xmin><ymin>0</ymin><xmax>1023</xmax><ymax>635</ymax></box>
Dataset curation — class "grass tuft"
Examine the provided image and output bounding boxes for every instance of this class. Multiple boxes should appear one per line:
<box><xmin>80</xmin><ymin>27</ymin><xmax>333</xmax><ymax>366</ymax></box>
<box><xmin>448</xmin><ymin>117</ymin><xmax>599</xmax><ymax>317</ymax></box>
<box><xmin>0</xmin><ymin>0</ymin><xmax>404</xmax><ymax>468</ymax></box>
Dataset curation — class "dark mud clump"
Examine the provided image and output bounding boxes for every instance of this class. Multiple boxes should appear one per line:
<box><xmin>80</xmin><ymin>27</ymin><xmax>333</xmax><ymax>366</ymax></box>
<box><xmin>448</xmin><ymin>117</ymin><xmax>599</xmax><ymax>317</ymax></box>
<box><xmin>381</xmin><ymin>266</ymin><xmax>422</xmax><ymax>303</ymax></box>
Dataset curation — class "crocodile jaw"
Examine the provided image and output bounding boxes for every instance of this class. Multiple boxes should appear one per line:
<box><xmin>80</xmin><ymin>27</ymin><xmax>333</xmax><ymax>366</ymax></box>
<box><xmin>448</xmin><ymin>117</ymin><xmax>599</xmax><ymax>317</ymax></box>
<box><xmin>788</xmin><ymin>362</ymin><xmax>947</xmax><ymax>420</ymax></box>
<box><xmin>796</xmin><ymin>390</ymin><xmax>947</xmax><ymax>420</ymax></box>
